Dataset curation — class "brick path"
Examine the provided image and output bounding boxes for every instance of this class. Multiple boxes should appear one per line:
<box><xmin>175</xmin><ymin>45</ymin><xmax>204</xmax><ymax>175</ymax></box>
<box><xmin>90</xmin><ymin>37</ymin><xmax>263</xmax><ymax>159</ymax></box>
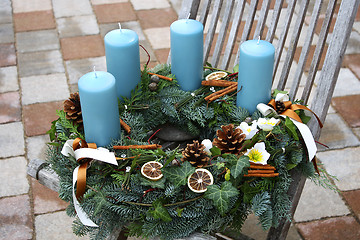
<box><xmin>0</xmin><ymin>0</ymin><xmax>360</xmax><ymax>239</ymax></box>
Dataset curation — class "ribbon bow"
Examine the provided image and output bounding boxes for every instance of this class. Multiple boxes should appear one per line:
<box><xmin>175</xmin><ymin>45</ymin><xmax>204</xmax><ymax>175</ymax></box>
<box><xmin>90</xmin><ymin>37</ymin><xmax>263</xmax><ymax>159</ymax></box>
<box><xmin>61</xmin><ymin>138</ymin><xmax>118</xmax><ymax>227</ymax></box>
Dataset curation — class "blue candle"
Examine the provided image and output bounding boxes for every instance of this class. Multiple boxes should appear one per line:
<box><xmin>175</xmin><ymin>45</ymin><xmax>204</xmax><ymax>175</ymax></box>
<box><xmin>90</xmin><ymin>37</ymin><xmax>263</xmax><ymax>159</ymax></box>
<box><xmin>170</xmin><ymin>19</ymin><xmax>203</xmax><ymax>91</ymax></box>
<box><xmin>104</xmin><ymin>28</ymin><xmax>140</xmax><ymax>99</ymax></box>
<box><xmin>236</xmin><ymin>40</ymin><xmax>275</xmax><ymax>113</ymax></box>
<box><xmin>78</xmin><ymin>71</ymin><xmax>121</xmax><ymax>147</ymax></box>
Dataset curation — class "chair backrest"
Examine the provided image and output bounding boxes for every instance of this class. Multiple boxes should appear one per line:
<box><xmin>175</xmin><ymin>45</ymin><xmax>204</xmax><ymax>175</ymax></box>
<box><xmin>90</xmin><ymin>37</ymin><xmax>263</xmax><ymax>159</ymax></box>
<box><xmin>172</xmin><ymin>0</ymin><xmax>359</xmax><ymax>239</ymax></box>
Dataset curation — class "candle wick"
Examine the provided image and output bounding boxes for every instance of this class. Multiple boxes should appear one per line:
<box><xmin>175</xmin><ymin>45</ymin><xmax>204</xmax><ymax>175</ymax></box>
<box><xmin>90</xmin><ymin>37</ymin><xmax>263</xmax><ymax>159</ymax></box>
<box><xmin>257</xmin><ymin>36</ymin><xmax>260</xmax><ymax>45</ymax></box>
<box><xmin>93</xmin><ymin>66</ymin><xmax>97</xmax><ymax>78</ymax></box>
<box><xmin>186</xmin><ymin>13</ymin><xmax>190</xmax><ymax>22</ymax></box>
<box><xmin>118</xmin><ymin>22</ymin><xmax>122</xmax><ymax>33</ymax></box>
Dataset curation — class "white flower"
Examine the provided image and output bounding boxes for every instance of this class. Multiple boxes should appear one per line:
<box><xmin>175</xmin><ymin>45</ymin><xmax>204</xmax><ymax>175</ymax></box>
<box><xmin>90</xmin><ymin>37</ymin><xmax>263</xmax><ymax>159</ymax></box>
<box><xmin>275</xmin><ymin>92</ymin><xmax>289</xmax><ymax>102</ymax></box>
<box><xmin>201</xmin><ymin>139</ymin><xmax>213</xmax><ymax>155</ymax></box>
<box><xmin>257</xmin><ymin>117</ymin><xmax>280</xmax><ymax>131</ymax></box>
<box><xmin>245</xmin><ymin>142</ymin><xmax>270</xmax><ymax>165</ymax></box>
<box><xmin>237</xmin><ymin>121</ymin><xmax>258</xmax><ymax>140</ymax></box>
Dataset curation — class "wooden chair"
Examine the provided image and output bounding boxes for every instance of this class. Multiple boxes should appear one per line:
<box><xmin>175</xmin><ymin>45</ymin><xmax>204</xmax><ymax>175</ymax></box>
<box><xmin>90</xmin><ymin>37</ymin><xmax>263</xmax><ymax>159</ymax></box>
<box><xmin>28</xmin><ymin>0</ymin><xmax>359</xmax><ymax>239</ymax></box>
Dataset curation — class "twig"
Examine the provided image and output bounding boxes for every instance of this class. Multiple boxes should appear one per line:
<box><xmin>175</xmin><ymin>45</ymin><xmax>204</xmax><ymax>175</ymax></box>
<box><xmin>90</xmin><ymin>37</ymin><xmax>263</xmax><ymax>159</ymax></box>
<box><xmin>148</xmin><ymin>128</ymin><xmax>161</xmax><ymax>144</ymax></box>
<box><xmin>140</xmin><ymin>44</ymin><xmax>150</xmax><ymax>67</ymax></box>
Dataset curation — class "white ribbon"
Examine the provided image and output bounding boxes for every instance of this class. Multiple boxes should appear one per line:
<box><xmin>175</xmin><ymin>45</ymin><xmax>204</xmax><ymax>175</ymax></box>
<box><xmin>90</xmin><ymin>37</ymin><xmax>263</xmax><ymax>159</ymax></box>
<box><xmin>256</xmin><ymin>103</ymin><xmax>317</xmax><ymax>161</ymax></box>
<box><xmin>62</xmin><ymin>139</ymin><xmax>118</xmax><ymax>227</ymax></box>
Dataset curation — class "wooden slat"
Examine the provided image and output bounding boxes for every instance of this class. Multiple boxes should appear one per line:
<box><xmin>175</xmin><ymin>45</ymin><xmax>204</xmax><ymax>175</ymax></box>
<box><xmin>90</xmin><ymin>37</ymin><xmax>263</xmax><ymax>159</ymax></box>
<box><xmin>265</xmin><ymin>0</ymin><xmax>285</xmax><ymax>43</ymax></box>
<box><xmin>289</xmin><ymin>0</ymin><xmax>323</xmax><ymax>101</ymax></box>
<box><xmin>198</xmin><ymin>0</ymin><xmax>212</xmax><ymax>25</ymax></box>
<box><xmin>220</xmin><ymin>0</ymin><xmax>247</xmax><ymax>70</ymax></box>
<box><xmin>210</xmin><ymin>0</ymin><xmax>235</xmax><ymax>67</ymax></box>
<box><xmin>203</xmin><ymin>0</ymin><xmax>224</xmax><ymax>63</ymax></box>
<box><xmin>301</xmin><ymin>0</ymin><xmax>337</xmax><ymax>104</ymax></box>
<box><xmin>272</xmin><ymin>0</ymin><xmax>297</xmax><ymax>81</ymax></box>
<box><xmin>253</xmin><ymin>0</ymin><xmax>271</xmax><ymax>40</ymax></box>
<box><xmin>276</xmin><ymin>0</ymin><xmax>310</xmax><ymax>90</ymax></box>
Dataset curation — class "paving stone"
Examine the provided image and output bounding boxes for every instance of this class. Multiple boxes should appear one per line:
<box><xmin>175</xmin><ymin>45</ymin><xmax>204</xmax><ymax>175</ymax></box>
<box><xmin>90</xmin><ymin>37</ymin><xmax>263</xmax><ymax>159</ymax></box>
<box><xmin>16</xmin><ymin>30</ymin><xmax>59</xmax><ymax>53</ymax></box>
<box><xmin>0</xmin><ymin>157</ymin><xmax>29</xmax><ymax>197</ymax></box>
<box><xmin>31</xmin><ymin>179</ymin><xmax>68</xmax><ymax>215</ymax></box>
<box><xmin>154</xmin><ymin>48</ymin><xmax>170</xmax><ymax>64</ymax></box>
<box><xmin>65</xmin><ymin>56</ymin><xmax>107</xmax><ymax>84</ymax></box>
<box><xmin>353</xmin><ymin>22</ymin><xmax>360</xmax><ymax>34</ymax></box>
<box><xmin>52</xmin><ymin>0</ymin><xmax>93</xmax><ymax>18</ymax></box>
<box><xmin>317</xmin><ymin>113</ymin><xmax>360</xmax><ymax>151</ymax></box>
<box><xmin>35</xmin><ymin>211</ymin><xmax>90</xmax><ymax>240</ymax></box>
<box><xmin>139</xmin><ymin>41</ymin><xmax>156</xmax><ymax>63</ymax></box>
<box><xmin>0</xmin><ymin>195</ymin><xmax>33</xmax><ymax>240</ymax></box>
<box><xmin>93</xmin><ymin>2</ymin><xmax>137</xmax><ymax>24</ymax></box>
<box><xmin>13</xmin><ymin>10</ymin><xmax>56</xmax><ymax>32</ymax></box>
<box><xmin>61</xmin><ymin>35</ymin><xmax>105</xmax><ymax>60</ymax></box>
<box><xmin>137</xmin><ymin>8</ymin><xmax>178</xmax><ymax>29</ymax></box>
<box><xmin>57</xmin><ymin>15</ymin><xmax>99</xmax><ymax>38</ymax></box>
<box><xmin>353</xmin><ymin>127</ymin><xmax>360</xmax><ymax>139</ymax></box>
<box><xmin>345</xmin><ymin>31</ymin><xmax>360</xmax><ymax>55</ymax></box>
<box><xmin>332</xmin><ymin>95</ymin><xmax>360</xmax><ymax>128</ymax></box>
<box><xmin>20</xmin><ymin>73</ymin><xmax>69</xmax><ymax>105</ymax></box>
<box><xmin>12</xmin><ymin>0</ymin><xmax>52</xmax><ymax>13</ymax></box>
<box><xmin>342</xmin><ymin>189</ymin><xmax>360</xmax><ymax>220</ymax></box>
<box><xmin>0</xmin><ymin>43</ymin><xmax>16</xmax><ymax>67</ymax></box>
<box><xmin>26</xmin><ymin>134</ymin><xmax>50</xmax><ymax>161</ymax></box>
<box><xmin>0</xmin><ymin>91</ymin><xmax>21</xmax><ymax>124</ymax></box>
<box><xmin>0</xmin><ymin>0</ymin><xmax>12</xmax><ymax>24</ymax></box>
<box><xmin>144</xmin><ymin>27</ymin><xmax>171</xmax><ymax>49</ymax></box>
<box><xmin>0</xmin><ymin>23</ymin><xmax>14</xmax><ymax>43</ymax></box>
<box><xmin>91</xmin><ymin>0</ymin><xmax>128</xmax><ymax>4</ymax></box>
<box><xmin>0</xmin><ymin>122</ymin><xmax>25</xmax><ymax>158</ymax></box>
<box><xmin>23</xmin><ymin>101</ymin><xmax>63</xmax><ymax>136</ymax></box>
<box><xmin>0</xmin><ymin>66</ymin><xmax>19</xmax><ymax>93</ymax></box>
<box><xmin>130</xmin><ymin>0</ymin><xmax>171</xmax><ymax>10</ymax></box>
<box><xmin>294</xmin><ymin>179</ymin><xmax>349</xmax><ymax>222</ymax></box>
<box><xmin>342</xmin><ymin>54</ymin><xmax>360</xmax><ymax>79</ymax></box>
<box><xmin>318</xmin><ymin>147</ymin><xmax>360</xmax><ymax>191</ymax></box>
<box><xmin>296</xmin><ymin>216</ymin><xmax>360</xmax><ymax>240</ymax></box>
<box><xmin>99</xmin><ymin>22</ymin><xmax>146</xmax><ymax>41</ymax></box>
<box><xmin>18</xmin><ymin>50</ymin><xmax>65</xmax><ymax>77</ymax></box>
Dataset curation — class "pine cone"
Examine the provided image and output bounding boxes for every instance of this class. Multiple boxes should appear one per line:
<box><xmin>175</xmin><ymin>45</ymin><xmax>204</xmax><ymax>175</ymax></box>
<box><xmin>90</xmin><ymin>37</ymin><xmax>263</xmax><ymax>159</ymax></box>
<box><xmin>181</xmin><ymin>140</ymin><xmax>209</xmax><ymax>168</ymax></box>
<box><xmin>63</xmin><ymin>92</ymin><xmax>83</xmax><ymax>125</ymax></box>
<box><xmin>213</xmin><ymin>124</ymin><xmax>245</xmax><ymax>155</ymax></box>
<box><xmin>275</xmin><ymin>101</ymin><xmax>286</xmax><ymax>114</ymax></box>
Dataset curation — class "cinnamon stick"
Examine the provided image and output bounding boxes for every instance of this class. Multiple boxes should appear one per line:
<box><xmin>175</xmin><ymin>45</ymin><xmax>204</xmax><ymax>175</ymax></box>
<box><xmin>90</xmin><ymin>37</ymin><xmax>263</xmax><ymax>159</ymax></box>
<box><xmin>204</xmin><ymin>86</ymin><xmax>231</xmax><ymax>101</ymax></box>
<box><xmin>208</xmin><ymin>84</ymin><xmax>238</xmax><ymax>103</ymax></box>
<box><xmin>148</xmin><ymin>72</ymin><xmax>173</xmax><ymax>81</ymax></box>
<box><xmin>247</xmin><ymin>169</ymin><xmax>275</xmax><ymax>174</ymax></box>
<box><xmin>243</xmin><ymin>173</ymin><xmax>279</xmax><ymax>177</ymax></box>
<box><xmin>113</xmin><ymin>144</ymin><xmax>162</xmax><ymax>150</ymax></box>
<box><xmin>120</xmin><ymin>118</ymin><xmax>131</xmax><ymax>134</ymax></box>
<box><xmin>249</xmin><ymin>163</ymin><xmax>276</xmax><ymax>170</ymax></box>
<box><xmin>202</xmin><ymin>80</ymin><xmax>237</xmax><ymax>87</ymax></box>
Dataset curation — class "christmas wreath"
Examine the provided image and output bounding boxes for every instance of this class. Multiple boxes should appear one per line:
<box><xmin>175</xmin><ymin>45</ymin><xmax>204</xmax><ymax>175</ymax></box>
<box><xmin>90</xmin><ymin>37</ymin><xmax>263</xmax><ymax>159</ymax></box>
<box><xmin>46</xmin><ymin>64</ymin><xmax>335</xmax><ymax>240</ymax></box>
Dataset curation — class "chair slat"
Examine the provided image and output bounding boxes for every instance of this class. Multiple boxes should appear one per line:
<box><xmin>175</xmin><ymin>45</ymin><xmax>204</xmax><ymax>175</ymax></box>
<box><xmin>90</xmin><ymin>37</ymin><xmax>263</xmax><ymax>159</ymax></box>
<box><xmin>289</xmin><ymin>0</ymin><xmax>323</xmax><ymax>101</ymax></box>
<box><xmin>301</xmin><ymin>0</ymin><xmax>337</xmax><ymax>104</ymax></box>
<box><xmin>265</xmin><ymin>0</ymin><xmax>285</xmax><ymax>43</ymax></box>
<box><xmin>220</xmin><ymin>0</ymin><xmax>247</xmax><ymax>70</ymax></box>
<box><xmin>211</xmin><ymin>0</ymin><xmax>235</xmax><ymax>67</ymax></box>
<box><xmin>272</xmin><ymin>0</ymin><xmax>297</xmax><ymax>80</ymax></box>
<box><xmin>276</xmin><ymin>0</ymin><xmax>309</xmax><ymax>90</ymax></box>
<box><xmin>203</xmin><ymin>0</ymin><xmax>224</xmax><ymax>63</ymax></box>
<box><xmin>254</xmin><ymin>0</ymin><xmax>271</xmax><ymax>40</ymax></box>
<box><xmin>198</xmin><ymin>0</ymin><xmax>212</xmax><ymax>25</ymax></box>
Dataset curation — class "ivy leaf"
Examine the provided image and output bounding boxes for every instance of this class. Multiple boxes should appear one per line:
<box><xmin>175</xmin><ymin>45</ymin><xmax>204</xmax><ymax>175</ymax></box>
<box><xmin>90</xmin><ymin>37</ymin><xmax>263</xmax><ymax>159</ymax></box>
<box><xmin>163</xmin><ymin>151</ymin><xmax>176</xmax><ymax>167</ymax></box>
<box><xmin>284</xmin><ymin>117</ymin><xmax>299</xmax><ymax>140</ymax></box>
<box><xmin>204</xmin><ymin>181</ymin><xmax>239</xmax><ymax>215</ymax></box>
<box><xmin>162</xmin><ymin>161</ymin><xmax>195</xmax><ymax>188</ymax></box>
<box><xmin>210</xmin><ymin>146</ymin><xmax>222</xmax><ymax>156</ymax></box>
<box><xmin>272</xmin><ymin>89</ymin><xmax>288</xmax><ymax>98</ymax></box>
<box><xmin>233</xmin><ymin>64</ymin><xmax>239</xmax><ymax>73</ymax></box>
<box><xmin>228</xmin><ymin>155</ymin><xmax>250</xmax><ymax>179</ymax></box>
<box><xmin>140</xmin><ymin>176</ymin><xmax>166</xmax><ymax>189</ymax></box>
<box><xmin>149</xmin><ymin>200</ymin><xmax>172</xmax><ymax>222</ymax></box>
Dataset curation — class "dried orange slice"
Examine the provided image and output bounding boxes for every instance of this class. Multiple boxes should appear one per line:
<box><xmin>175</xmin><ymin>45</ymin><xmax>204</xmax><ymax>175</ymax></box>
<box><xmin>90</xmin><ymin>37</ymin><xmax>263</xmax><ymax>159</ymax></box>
<box><xmin>141</xmin><ymin>161</ymin><xmax>163</xmax><ymax>181</ymax></box>
<box><xmin>205</xmin><ymin>71</ymin><xmax>228</xmax><ymax>81</ymax></box>
<box><xmin>187</xmin><ymin>168</ymin><xmax>214</xmax><ymax>193</ymax></box>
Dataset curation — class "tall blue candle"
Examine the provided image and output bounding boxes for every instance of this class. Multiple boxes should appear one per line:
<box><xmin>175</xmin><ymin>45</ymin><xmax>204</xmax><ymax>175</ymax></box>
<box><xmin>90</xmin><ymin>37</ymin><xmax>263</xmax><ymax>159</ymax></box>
<box><xmin>236</xmin><ymin>39</ymin><xmax>275</xmax><ymax>113</ymax></box>
<box><xmin>104</xmin><ymin>28</ymin><xmax>140</xmax><ymax>99</ymax></box>
<box><xmin>170</xmin><ymin>19</ymin><xmax>203</xmax><ymax>91</ymax></box>
<box><xmin>78</xmin><ymin>71</ymin><xmax>121</xmax><ymax>147</ymax></box>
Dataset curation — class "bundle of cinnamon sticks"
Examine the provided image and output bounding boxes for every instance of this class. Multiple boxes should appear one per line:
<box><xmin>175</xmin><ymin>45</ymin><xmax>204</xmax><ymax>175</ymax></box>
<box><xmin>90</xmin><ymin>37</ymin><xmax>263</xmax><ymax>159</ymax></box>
<box><xmin>244</xmin><ymin>162</ymin><xmax>279</xmax><ymax>177</ymax></box>
<box><xmin>202</xmin><ymin>80</ymin><xmax>238</xmax><ymax>103</ymax></box>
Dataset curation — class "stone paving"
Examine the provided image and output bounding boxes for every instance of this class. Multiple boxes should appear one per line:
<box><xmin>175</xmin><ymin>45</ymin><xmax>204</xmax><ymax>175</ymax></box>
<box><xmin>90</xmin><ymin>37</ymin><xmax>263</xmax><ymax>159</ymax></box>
<box><xmin>0</xmin><ymin>0</ymin><xmax>360</xmax><ymax>239</ymax></box>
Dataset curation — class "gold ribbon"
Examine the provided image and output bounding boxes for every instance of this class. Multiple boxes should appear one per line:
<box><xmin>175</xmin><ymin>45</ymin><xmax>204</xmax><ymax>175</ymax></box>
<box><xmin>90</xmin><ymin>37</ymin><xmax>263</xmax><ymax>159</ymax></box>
<box><xmin>72</xmin><ymin>138</ymin><xmax>97</xmax><ymax>200</ymax></box>
<box><xmin>268</xmin><ymin>99</ymin><xmax>323</xmax><ymax>128</ymax></box>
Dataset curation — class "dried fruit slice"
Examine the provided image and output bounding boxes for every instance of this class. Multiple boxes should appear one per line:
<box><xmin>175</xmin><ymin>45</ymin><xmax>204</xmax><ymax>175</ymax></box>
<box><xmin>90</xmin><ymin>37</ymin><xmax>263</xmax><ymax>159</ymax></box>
<box><xmin>205</xmin><ymin>71</ymin><xmax>228</xmax><ymax>81</ymax></box>
<box><xmin>187</xmin><ymin>168</ymin><xmax>214</xmax><ymax>193</ymax></box>
<box><xmin>141</xmin><ymin>161</ymin><xmax>163</xmax><ymax>180</ymax></box>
